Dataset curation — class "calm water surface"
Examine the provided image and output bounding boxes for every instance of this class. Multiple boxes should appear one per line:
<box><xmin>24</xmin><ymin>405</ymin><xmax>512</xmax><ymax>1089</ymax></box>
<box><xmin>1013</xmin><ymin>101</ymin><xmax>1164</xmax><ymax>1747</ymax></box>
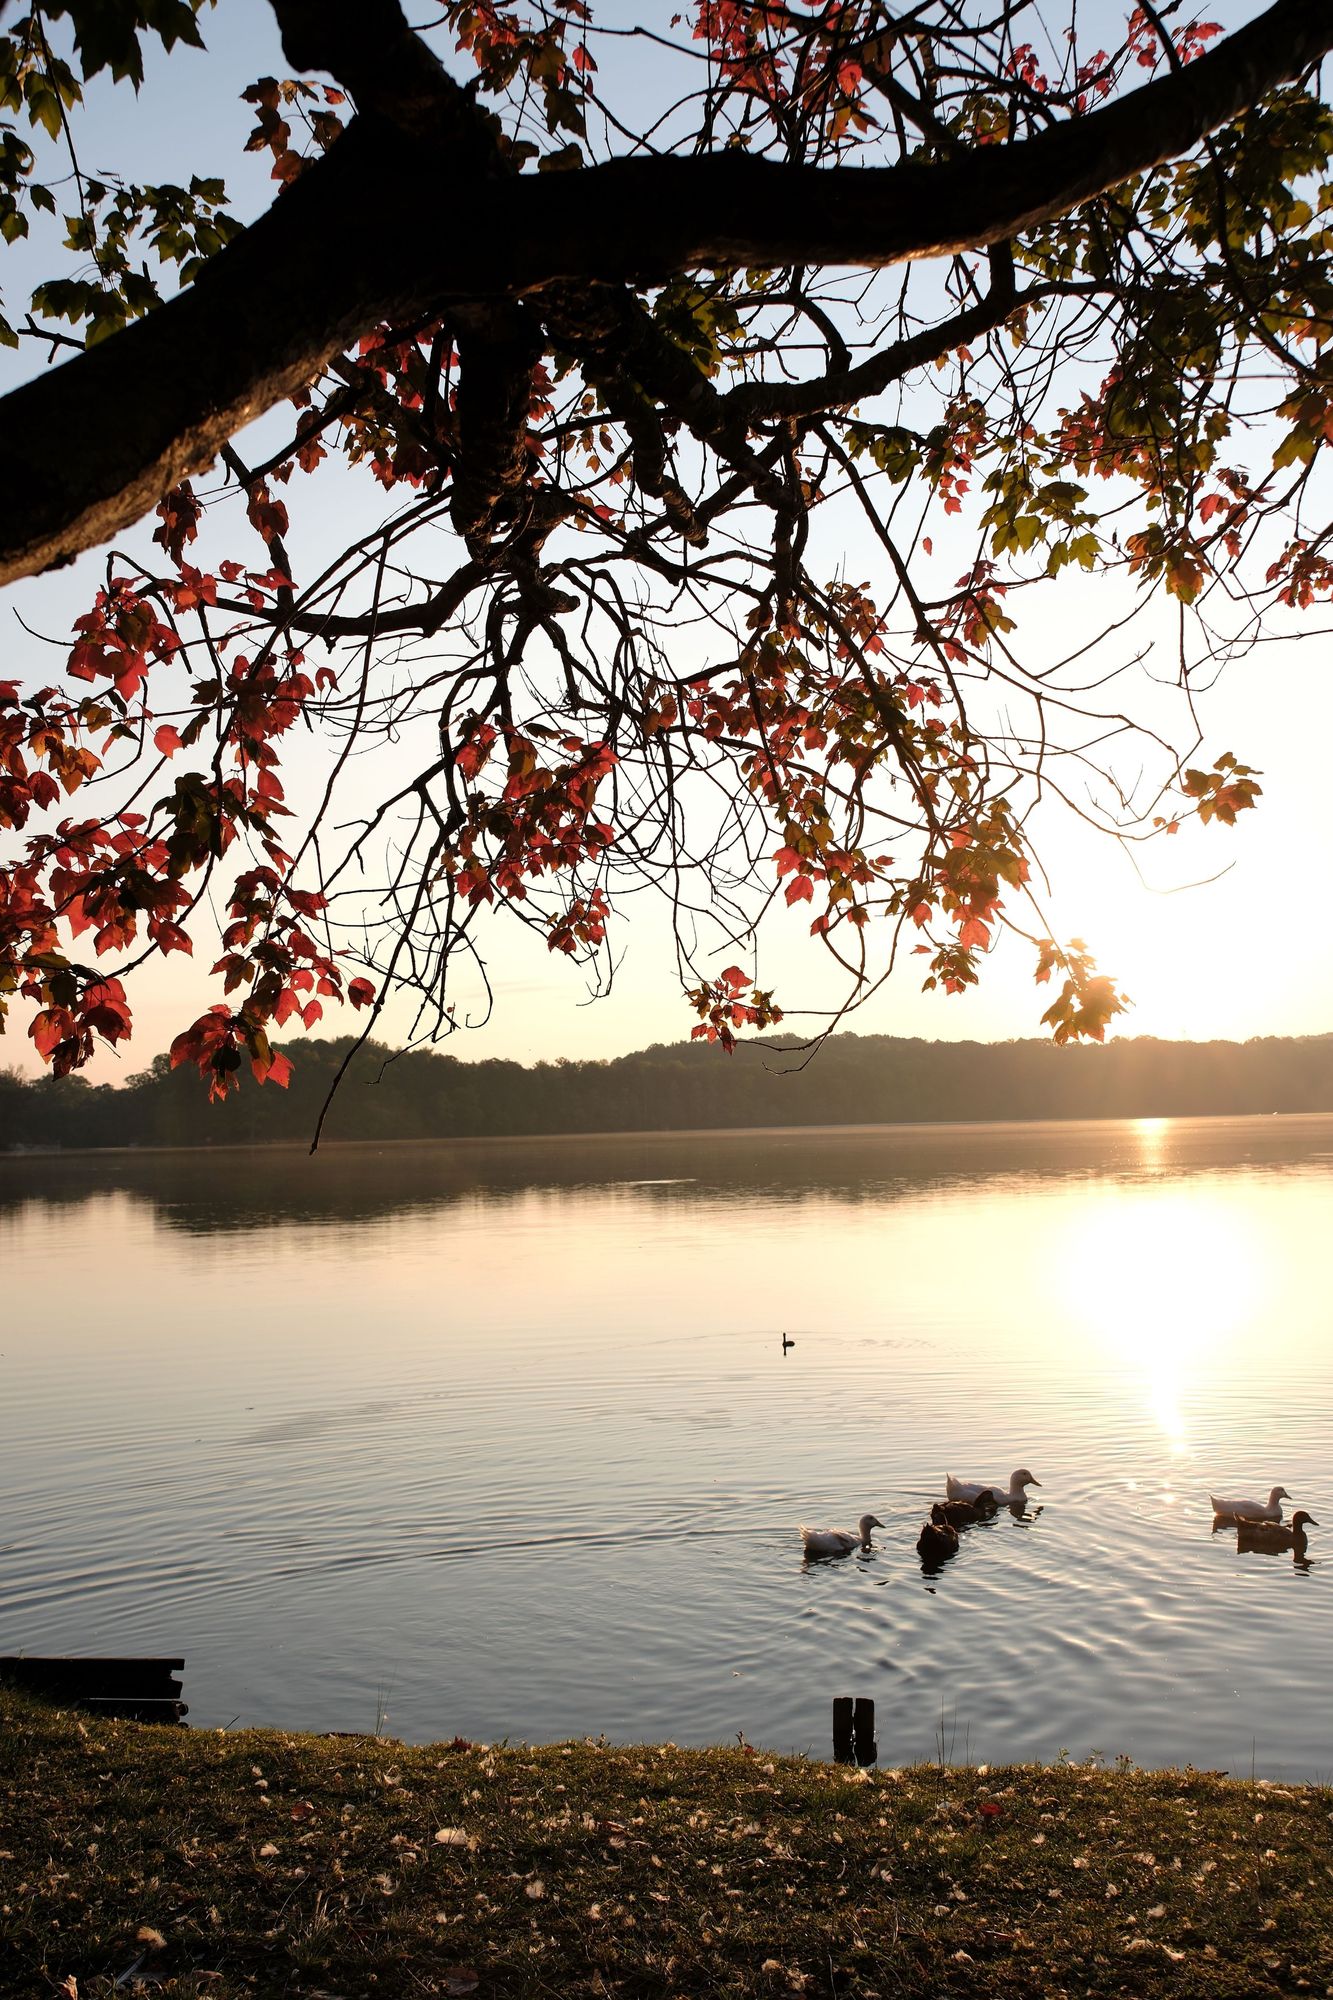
<box><xmin>3</xmin><ymin>1116</ymin><xmax>1332</xmax><ymax>1778</ymax></box>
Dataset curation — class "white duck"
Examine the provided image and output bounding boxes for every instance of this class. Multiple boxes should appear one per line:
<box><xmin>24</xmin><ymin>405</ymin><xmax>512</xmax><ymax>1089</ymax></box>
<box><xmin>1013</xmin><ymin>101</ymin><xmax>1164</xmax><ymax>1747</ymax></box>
<box><xmin>1210</xmin><ymin>1485</ymin><xmax>1290</xmax><ymax>1523</ymax></box>
<box><xmin>800</xmin><ymin>1513</ymin><xmax>884</xmax><ymax>1558</ymax></box>
<box><xmin>946</xmin><ymin>1468</ymin><xmax>1040</xmax><ymax>1507</ymax></box>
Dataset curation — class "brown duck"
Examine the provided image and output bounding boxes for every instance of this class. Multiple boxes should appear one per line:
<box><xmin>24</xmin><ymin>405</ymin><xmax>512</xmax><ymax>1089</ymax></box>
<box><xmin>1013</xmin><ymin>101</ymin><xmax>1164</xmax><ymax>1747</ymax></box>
<box><xmin>917</xmin><ymin>1514</ymin><xmax>960</xmax><ymax>1561</ymax></box>
<box><xmin>1236</xmin><ymin>1510</ymin><xmax>1318</xmax><ymax>1556</ymax></box>
<box><xmin>930</xmin><ymin>1495</ymin><xmax>997</xmax><ymax>1528</ymax></box>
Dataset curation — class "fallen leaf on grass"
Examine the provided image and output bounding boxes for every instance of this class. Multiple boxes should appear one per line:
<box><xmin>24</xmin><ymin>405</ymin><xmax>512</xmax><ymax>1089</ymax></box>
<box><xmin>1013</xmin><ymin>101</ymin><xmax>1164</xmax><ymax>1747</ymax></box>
<box><xmin>435</xmin><ymin>1827</ymin><xmax>471</xmax><ymax>1848</ymax></box>
<box><xmin>442</xmin><ymin>1971</ymin><xmax>479</xmax><ymax>1997</ymax></box>
<box><xmin>136</xmin><ymin>1928</ymin><xmax>166</xmax><ymax>1949</ymax></box>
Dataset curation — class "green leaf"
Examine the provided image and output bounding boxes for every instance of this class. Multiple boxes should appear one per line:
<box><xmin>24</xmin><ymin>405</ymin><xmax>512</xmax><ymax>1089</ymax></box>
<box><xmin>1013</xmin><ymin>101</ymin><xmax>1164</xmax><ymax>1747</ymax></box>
<box><xmin>41</xmin><ymin>1</ymin><xmax>211</xmax><ymax>89</ymax></box>
<box><xmin>25</xmin><ymin>83</ymin><xmax>63</xmax><ymax>141</ymax></box>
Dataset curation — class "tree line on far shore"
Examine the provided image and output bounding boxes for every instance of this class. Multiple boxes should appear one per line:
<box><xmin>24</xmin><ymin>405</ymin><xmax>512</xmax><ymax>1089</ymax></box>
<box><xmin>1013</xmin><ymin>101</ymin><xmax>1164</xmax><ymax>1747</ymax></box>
<box><xmin>2</xmin><ymin>1031</ymin><xmax>1332</xmax><ymax>1151</ymax></box>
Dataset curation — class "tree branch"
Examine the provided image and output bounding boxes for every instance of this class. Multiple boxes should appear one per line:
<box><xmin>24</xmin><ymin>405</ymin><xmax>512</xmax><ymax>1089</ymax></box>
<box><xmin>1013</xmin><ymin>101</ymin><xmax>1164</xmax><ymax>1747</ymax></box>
<box><xmin>0</xmin><ymin>0</ymin><xmax>1326</xmax><ymax>587</ymax></box>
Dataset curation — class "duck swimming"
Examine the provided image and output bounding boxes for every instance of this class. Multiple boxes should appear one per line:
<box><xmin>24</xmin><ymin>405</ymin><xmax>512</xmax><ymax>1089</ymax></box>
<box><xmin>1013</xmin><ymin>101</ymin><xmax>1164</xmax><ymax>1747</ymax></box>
<box><xmin>1210</xmin><ymin>1485</ymin><xmax>1290</xmax><ymax>1523</ymax></box>
<box><xmin>1236</xmin><ymin>1510</ymin><xmax>1318</xmax><ymax>1554</ymax></box>
<box><xmin>917</xmin><ymin>1514</ymin><xmax>959</xmax><ymax>1562</ymax></box>
<box><xmin>800</xmin><ymin>1513</ymin><xmax>884</xmax><ymax>1558</ymax></box>
<box><xmin>931</xmin><ymin>1495</ymin><xmax>995</xmax><ymax>1528</ymax></box>
<box><xmin>946</xmin><ymin>1469</ymin><xmax>1040</xmax><ymax>1507</ymax></box>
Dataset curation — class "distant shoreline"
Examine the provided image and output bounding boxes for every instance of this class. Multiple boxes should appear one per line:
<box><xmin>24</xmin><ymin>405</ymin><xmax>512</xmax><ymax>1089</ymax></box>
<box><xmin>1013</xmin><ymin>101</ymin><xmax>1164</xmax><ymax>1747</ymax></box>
<box><xmin>3</xmin><ymin>1104</ymin><xmax>1332</xmax><ymax>1163</ymax></box>
<box><xmin>6</xmin><ymin>1028</ymin><xmax>1332</xmax><ymax>1153</ymax></box>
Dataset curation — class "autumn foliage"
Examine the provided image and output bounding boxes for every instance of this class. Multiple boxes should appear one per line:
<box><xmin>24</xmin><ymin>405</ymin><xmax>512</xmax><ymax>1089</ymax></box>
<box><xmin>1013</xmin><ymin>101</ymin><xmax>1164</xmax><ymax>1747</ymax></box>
<box><xmin>0</xmin><ymin>0</ymin><xmax>1328</xmax><ymax>1110</ymax></box>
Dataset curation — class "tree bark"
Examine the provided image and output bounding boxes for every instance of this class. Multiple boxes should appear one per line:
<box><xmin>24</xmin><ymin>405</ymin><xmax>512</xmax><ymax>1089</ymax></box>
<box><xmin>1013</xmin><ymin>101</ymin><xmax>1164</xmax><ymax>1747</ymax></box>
<box><xmin>1</xmin><ymin>0</ymin><xmax>1328</xmax><ymax>587</ymax></box>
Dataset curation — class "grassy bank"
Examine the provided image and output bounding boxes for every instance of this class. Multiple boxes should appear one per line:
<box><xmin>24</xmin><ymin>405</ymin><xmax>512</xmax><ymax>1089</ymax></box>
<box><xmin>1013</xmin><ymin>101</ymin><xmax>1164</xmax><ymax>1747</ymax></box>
<box><xmin>2</xmin><ymin>1689</ymin><xmax>1331</xmax><ymax>1999</ymax></box>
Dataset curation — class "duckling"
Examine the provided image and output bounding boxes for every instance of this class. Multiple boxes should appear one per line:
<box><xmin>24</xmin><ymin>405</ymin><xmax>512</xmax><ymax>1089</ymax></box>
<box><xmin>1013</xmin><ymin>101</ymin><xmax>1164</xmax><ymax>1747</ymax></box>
<box><xmin>801</xmin><ymin>1513</ymin><xmax>883</xmax><ymax>1558</ymax></box>
<box><xmin>931</xmin><ymin>1495</ymin><xmax>995</xmax><ymax>1528</ymax></box>
<box><xmin>1236</xmin><ymin>1510</ymin><xmax>1318</xmax><ymax>1555</ymax></box>
<box><xmin>916</xmin><ymin>1515</ymin><xmax>960</xmax><ymax>1562</ymax></box>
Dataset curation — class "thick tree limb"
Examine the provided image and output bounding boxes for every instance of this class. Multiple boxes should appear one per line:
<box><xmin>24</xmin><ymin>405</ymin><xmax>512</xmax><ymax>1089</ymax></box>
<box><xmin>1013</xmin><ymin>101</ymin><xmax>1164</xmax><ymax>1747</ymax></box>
<box><xmin>1</xmin><ymin>0</ymin><xmax>1328</xmax><ymax>587</ymax></box>
<box><xmin>447</xmin><ymin>303</ymin><xmax>545</xmax><ymax>557</ymax></box>
<box><xmin>268</xmin><ymin>0</ymin><xmax>467</xmax><ymax>146</ymax></box>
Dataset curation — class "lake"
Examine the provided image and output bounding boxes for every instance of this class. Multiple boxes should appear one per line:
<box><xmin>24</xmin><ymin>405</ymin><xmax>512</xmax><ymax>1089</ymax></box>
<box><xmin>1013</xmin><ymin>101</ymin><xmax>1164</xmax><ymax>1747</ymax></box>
<box><xmin>2</xmin><ymin>1116</ymin><xmax>1331</xmax><ymax>1779</ymax></box>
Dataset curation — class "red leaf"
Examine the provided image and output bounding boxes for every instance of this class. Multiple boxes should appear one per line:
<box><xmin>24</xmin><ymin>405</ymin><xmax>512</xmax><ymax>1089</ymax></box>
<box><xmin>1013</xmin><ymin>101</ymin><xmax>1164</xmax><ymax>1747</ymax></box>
<box><xmin>153</xmin><ymin>921</ymin><xmax>193</xmax><ymax>956</ymax></box>
<box><xmin>30</xmin><ymin>1008</ymin><xmax>66</xmax><ymax>1059</ymax></box>
<box><xmin>154</xmin><ymin>724</ymin><xmax>183</xmax><ymax>757</ymax></box>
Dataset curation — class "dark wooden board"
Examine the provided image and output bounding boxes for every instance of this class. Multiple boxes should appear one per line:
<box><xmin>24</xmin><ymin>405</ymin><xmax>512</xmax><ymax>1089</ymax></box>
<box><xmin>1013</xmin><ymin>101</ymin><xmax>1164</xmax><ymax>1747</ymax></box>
<box><xmin>0</xmin><ymin>1656</ymin><xmax>184</xmax><ymax>1696</ymax></box>
<box><xmin>0</xmin><ymin>1657</ymin><xmax>187</xmax><ymax>1721</ymax></box>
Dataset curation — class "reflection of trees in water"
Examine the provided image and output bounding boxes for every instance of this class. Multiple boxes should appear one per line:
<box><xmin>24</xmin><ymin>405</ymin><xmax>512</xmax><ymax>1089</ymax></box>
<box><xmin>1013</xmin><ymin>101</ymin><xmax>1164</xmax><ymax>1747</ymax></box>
<box><xmin>2</xmin><ymin>1116</ymin><xmax>1331</xmax><ymax>1235</ymax></box>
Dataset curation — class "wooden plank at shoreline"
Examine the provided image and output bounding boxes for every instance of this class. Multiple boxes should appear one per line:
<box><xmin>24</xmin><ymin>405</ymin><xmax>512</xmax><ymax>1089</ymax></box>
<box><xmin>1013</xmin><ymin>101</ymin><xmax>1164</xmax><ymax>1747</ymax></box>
<box><xmin>1</xmin><ymin>1656</ymin><xmax>184</xmax><ymax>1696</ymax></box>
<box><xmin>0</xmin><ymin>1656</ymin><xmax>188</xmax><ymax>1722</ymax></box>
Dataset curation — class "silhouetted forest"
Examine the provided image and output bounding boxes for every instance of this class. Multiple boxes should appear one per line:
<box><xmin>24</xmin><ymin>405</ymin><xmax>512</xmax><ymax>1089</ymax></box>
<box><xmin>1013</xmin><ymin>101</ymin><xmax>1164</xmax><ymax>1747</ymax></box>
<box><xmin>3</xmin><ymin>1032</ymin><xmax>1333</xmax><ymax>1151</ymax></box>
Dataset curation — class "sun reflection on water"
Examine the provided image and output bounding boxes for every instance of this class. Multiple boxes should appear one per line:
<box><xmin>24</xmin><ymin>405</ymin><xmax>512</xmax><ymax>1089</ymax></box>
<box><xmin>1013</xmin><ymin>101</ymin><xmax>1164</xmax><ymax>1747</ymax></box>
<box><xmin>1060</xmin><ymin>1176</ymin><xmax>1262</xmax><ymax>1458</ymax></box>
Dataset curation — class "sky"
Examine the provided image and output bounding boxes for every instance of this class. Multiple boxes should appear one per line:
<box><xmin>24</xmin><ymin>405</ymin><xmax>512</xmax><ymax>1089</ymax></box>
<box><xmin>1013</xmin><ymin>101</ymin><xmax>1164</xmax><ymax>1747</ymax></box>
<box><xmin>2</xmin><ymin>0</ymin><xmax>1330</xmax><ymax>1080</ymax></box>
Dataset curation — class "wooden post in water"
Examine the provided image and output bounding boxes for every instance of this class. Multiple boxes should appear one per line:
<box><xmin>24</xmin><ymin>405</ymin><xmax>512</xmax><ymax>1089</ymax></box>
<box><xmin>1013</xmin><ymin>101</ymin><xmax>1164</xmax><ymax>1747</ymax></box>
<box><xmin>832</xmin><ymin>1695</ymin><xmax>877</xmax><ymax>1765</ymax></box>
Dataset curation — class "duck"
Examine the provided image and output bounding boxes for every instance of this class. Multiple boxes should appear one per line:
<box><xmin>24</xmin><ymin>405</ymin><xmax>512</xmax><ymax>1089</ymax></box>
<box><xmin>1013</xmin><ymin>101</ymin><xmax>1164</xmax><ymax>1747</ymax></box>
<box><xmin>800</xmin><ymin>1513</ymin><xmax>883</xmax><ymax>1558</ymax></box>
<box><xmin>931</xmin><ymin>1495</ymin><xmax>995</xmax><ymax>1528</ymax></box>
<box><xmin>1210</xmin><ymin>1485</ymin><xmax>1290</xmax><ymax>1523</ymax></box>
<box><xmin>1236</xmin><ymin>1510</ymin><xmax>1318</xmax><ymax>1554</ymax></box>
<box><xmin>917</xmin><ymin>1515</ymin><xmax>960</xmax><ymax>1562</ymax></box>
<box><xmin>946</xmin><ymin>1468</ymin><xmax>1040</xmax><ymax>1507</ymax></box>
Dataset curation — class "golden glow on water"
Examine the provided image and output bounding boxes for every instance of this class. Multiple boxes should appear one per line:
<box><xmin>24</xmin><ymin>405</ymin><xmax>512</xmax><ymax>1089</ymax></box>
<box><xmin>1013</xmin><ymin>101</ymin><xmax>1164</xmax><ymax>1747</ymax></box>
<box><xmin>1060</xmin><ymin>1186</ymin><xmax>1262</xmax><ymax>1457</ymax></box>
